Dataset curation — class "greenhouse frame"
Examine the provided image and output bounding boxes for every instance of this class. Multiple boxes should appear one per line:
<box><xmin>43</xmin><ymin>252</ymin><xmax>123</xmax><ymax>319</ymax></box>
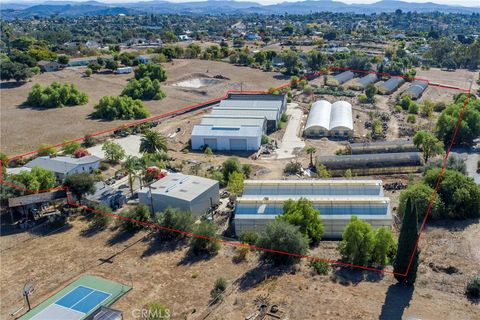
<box><xmin>376</xmin><ymin>77</ymin><xmax>405</xmax><ymax>94</ymax></box>
<box><xmin>233</xmin><ymin>179</ymin><xmax>392</xmax><ymax>238</ymax></box>
<box><xmin>349</xmin><ymin>73</ymin><xmax>378</xmax><ymax>90</ymax></box>
<box><xmin>402</xmin><ymin>80</ymin><xmax>429</xmax><ymax>100</ymax></box>
<box><xmin>348</xmin><ymin>140</ymin><xmax>418</xmax><ymax>154</ymax></box>
<box><xmin>316</xmin><ymin>152</ymin><xmax>424</xmax><ymax>175</ymax></box>
<box><xmin>304</xmin><ymin>100</ymin><xmax>353</xmax><ymax>137</ymax></box>
<box><xmin>325</xmin><ymin>71</ymin><xmax>355</xmax><ymax>86</ymax></box>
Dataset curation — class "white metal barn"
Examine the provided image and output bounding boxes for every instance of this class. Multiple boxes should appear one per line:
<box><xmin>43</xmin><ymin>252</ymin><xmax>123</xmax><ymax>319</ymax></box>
<box><xmin>201</xmin><ymin>115</ymin><xmax>268</xmax><ymax>134</ymax></box>
<box><xmin>234</xmin><ymin>179</ymin><xmax>392</xmax><ymax>239</ymax></box>
<box><xmin>191</xmin><ymin>124</ymin><xmax>262</xmax><ymax>151</ymax></box>
<box><xmin>137</xmin><ymin>173</ymin><xmax>219</xmax><ymax>215</ymax></box>
<box><xmin>304</xmin><ymin>100</ymin><xmax>353</xmax><ymax>137</ymax></box>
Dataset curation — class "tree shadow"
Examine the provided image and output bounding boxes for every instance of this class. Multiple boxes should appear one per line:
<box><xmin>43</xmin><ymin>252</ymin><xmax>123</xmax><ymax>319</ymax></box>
<box><xmin>379</xmin><ymin>283</ymin><xmax>414</xmax><ymax>320</ymax></box>
<box><xmin>330</xmin><ymin>266</ymin><xmax>384</xmax><ymax>286</ymax></box>
<box><xmin>80</xmin><ymin>224</ymin><xmax>108</xmax><ymax>238</ymax></box>
<box><xmin>0</xmin><ymin>81</ymin><xmax>26</xmax><ymax>89</ymax></box>
<box><xmin>177</xmin><ymin>250</ymin><xmax>217</xmax><ymax>266</ymax></box>
<box><xmin>272</xmin><ymin>74</ymin><xmax>291</xmax><ymax>81</ymax></box>
<box><xmin>427</xmin><ymin>218</ymin><xmax>479</xmax><ymax>232</ymax></box>
<box><xmin>234</xmin><ymin>262</ymin><xmax>295</xmax><ymax>292</ymax></box>
<box><xmin>106</xmin><ymin>229</ymin><xmax>136</xmax><ymax>246</ymax></box>
<box><xmin>141</xmin><ymin>234</ymin><xmax>188</xmax><ymax>258</ymax></box>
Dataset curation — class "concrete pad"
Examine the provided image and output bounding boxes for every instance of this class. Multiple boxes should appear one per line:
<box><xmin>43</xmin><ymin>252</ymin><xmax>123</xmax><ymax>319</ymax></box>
<box><xmin>276</xmin><ymin>103</ymin><xmax>305</xmax><ymax>159</ymax></box>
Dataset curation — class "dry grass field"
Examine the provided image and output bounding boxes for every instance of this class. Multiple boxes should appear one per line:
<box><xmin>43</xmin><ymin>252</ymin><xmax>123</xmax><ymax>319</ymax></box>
<box><xmin>0</xmin><ymin>59</ymin><xmax>287</xmax><ymax>157</ymax></box>
<box><xmin>1</xmin><ymin>216</ymin><xmax>478</xmax><ymax>320</ymax></box>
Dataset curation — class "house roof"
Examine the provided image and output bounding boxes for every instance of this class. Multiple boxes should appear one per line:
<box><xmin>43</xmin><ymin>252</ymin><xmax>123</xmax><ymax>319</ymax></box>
<box><xmin>25</xmin><ymin>156</ymin><xmax>101</xmax><ymax>174</ymax></box>
<box><xmin>138</xmin><ymin>173</ymin><xmax>218</xmax><ymax>201</ymax></box>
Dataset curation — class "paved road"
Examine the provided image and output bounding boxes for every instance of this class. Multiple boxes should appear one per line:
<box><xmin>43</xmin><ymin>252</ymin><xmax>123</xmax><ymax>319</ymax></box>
<box><xmin>276</xmin><ymin>103</ymin><xmax>305</xmax><ymax>160</ymax></box>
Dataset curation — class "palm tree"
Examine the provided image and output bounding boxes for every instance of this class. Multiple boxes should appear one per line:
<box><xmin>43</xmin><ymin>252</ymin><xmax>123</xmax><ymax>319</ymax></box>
<box><xmin>139</xmin><ymin>130</ymin><xmax>167</xmax><ymax>155</ymax></box>
<box><xmin>306</xmin><ymin>146</ymin><xmax>316</xmax><ymax>167</ymax></box>
<box><xmin>122</xmin><ymin>155</ymin><xmax>141</xmax><ymax>198</ymax></box>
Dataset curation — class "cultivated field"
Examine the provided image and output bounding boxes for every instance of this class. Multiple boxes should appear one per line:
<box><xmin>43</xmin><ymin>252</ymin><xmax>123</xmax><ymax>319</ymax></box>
<box><xmin>1</xmin><ymin>216</ymin><xmax>478</xmax><ymax>320</ymax></box>
<box><xmin>0</xmin><ymin>59</ymin><xmax>287</xmax><ymax>156</ymax></box>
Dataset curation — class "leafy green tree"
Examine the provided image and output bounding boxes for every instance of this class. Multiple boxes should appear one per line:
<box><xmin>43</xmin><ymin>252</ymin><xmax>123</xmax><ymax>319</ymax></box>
<box><xmin>122</xmin><ymin>77</ymin><xmax>166</xmax><ymax>100</ymax></box>
<box><xmin>87</xmin><ymin>61</ymin><xmax>102</xmax><ymax>73</ymax></box>
<box><xmin>140</xmin><ymin>130</ymin><xmax>168</xmax><ymax>154</ymax></box>
<box><xmin>57</xmin><ymin>55</ymin><xmax>70</xmax><ymax>65</ymax></box>
<box><xmin>61</xmin><ymin>141</ymin><xmax>81</xmax><ymax>155</ymax></box>
<box><xmin>189</xmin><ymin>221</ymin><xmax>220</xmax><ymax>255</ymax></box>
<box><xmin>393</xmin><ymin>198</ymin><xmax>420</xmax><ymax>285</ymax></box>
<box><xmin>105</xmin><ymin>59</ymin><xmax>118</xmax><ymax>71</ymax></box>
<box><xmin>279</xmin><ymin>50</ymin><xmax>300</xmax><ymax>75</ymax></box>
<box><xmin>423</xmin><ymin>168</ymin><xmax>480</xmax><ymax>219</ymax></box>
<box><xmin>11</xmin><ymin>166</ymin><xmax>56</xmax><ymax>192</ymax></box>
<box><xmin>221</xmin><ymin>157</ymin><xmax>242</xmax><ymax>182</ymax></box>
<box><xmin>120</xmin><ymin>204</ymin><xmax>151</xmax><ymax>232</ymax></box>
<box><xmin>135</xmin><ymin>63</ymin><xmax>167</xmax><ymax>82</ymax></box>
<box><xmin>365</xmin><ymin>84</ymin><xmax>377</xmax><ymax>102</ymax></box>
<box><xmin>436</xmin><ymin>96</ymin><xmax>480</xmax><ymax>147</ymax></box>
<box><xmin>398</xmin><ymin>182</ymin><xmax>444</xmax><ymax>221</ymax></box>
<box><xmin>0</xmin><ymin>61</ymin><xmax>32</xmax><ymax>82</ymax></box>
<box><xmin>278</xmin><ymin>198</ymin><xmax>324</xmax><ymax>243</ymax></box>
<box><xmin>228</xmin><ymin>171</ymin><xmax>244</xmax><ymax>195</ymax></box>
<box><xmin>338</xmin><ymin>216</ymin><xmax>375</xmax><ymax>266</ymax></box>
<box><xmin>102</xmin><ymin>141</ymin><xmax>125</xmax><ymax>163</ymax></box>
<box><xmin>306</xmin><ymin>50</ymin><xmax>326</xmax><ymax>71</ymax></box>
<box><xmin>371</xmin><ymin>227</ymin><xmax>396</xmax><ymax>265</ymax></box>
<box><xmin>413</xmin><ymin>130</ymin><xmax>444</xmax><ymax>162</ymax></box>
<box><xmin>156</xmin><ymin>207</ymin><xmax>195</xmax><ymax>240</ymax></box>
<box><xmin>92</xmin><ymin>96</ymin><xmax>150</xmax><ymax>120</ymax></box>
<box><xmin>0</xmin><ymin>152</ymin><xmax>9</xmax><ymax>175</ymax></box>
<box><xmin>241</xmin><ymin>164</ymin><xmax>252</xmax><ymax>178</ymax></box>
<box><xmin>316</xmin><ymin>164</ymin><xmax>331</xmax><ymax>178</ymax></box>
<box><xmin>37</xmin><ymin>143</ymin><xmax>57</xmax><ymax>156</ymax></box>
<box><xmin>27</xmin><ymin>82</ymin><xmax>88</xmax><ymax>108</ymax></box>
<box><xmin>64</xmin><ymin>173</ymin><xmax>96</xmax><ymax>202</ymax></box>
<box><xmin>256</xmin><ymin>220</ymin><xmax>309</xmax><ymax>265</ymax></box>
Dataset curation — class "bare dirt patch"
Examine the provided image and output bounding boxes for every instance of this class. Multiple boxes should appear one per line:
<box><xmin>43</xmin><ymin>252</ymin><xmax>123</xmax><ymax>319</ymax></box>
<box><xmin>0</xmin><ymin>60</ymin><xmax>287</xmax><ymax>156</ymax></box>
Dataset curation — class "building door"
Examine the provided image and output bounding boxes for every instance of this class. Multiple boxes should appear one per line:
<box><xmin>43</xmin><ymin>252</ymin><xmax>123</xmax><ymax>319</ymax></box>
<box><xmin>229</xmin><ymin>139</ymin><xmax>247</xmax><ymax>150</ymax></box>
<box><xmin>203</xmin><ymin>138</ymin><xmax>217</xmax><ymax>150</ymax></box>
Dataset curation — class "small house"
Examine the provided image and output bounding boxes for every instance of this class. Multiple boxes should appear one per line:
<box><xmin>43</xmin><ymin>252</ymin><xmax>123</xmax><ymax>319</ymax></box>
<box><xmin>38</xmin><ymin>60</ymin><xmax>60</xmax><ymax>72</ymax></box>
<box><xmin>25</xmin><ymin>155</ymin><xmax>101</xmax><ymax>181</ymax></box>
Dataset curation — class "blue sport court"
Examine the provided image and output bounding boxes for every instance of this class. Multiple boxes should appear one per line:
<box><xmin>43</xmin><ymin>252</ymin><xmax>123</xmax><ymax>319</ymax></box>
<box><xmin>20</xmin><ymin>275</ymin><xmax>131</xmax><ymax>320</ymax></box>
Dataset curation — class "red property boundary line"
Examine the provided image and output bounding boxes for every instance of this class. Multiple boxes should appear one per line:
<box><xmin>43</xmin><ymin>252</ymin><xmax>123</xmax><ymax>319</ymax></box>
<box><xmin>0</xmin><ymin>67</ymin><xmax>472</xmax><ymax>277</ymax></box>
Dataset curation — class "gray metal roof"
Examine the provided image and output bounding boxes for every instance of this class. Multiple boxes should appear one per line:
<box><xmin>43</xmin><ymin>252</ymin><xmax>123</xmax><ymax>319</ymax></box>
<box><xmin>137</xmin><ymin>173</ymin><xmax>218</xmax><ymax>201</ymax></box>
<box><xmin>317</xmin><ymin>152</ymin><xmax>423</xmax><ymax>170</ymax></box>
<box><xmin>377</xmin><ymin>77</ymin><xmax>405</xmax><ymax>93</ymax></box>
<box><xmin>356</xmin><ymin>73</ymin><xmax>378</xmax><ymax>88</ymax></box>
<box><xmin>218</xmin><ymin>99</ymin><xmax>283</xmax><ymax>112</ymax></box>
<box><xmin>192</xmin><ymin>124</ymin><xmax>262</xmax><ymax>138</ymax></box>
<box><xmin>349</xmin><ymin>140</ymin><xmax>418</xmax><ymax>154</ymax></box>
<box><xmin>25</xmin><ymin>156</ymin><xmax>101</xmax><ymax>174</ymax></box>
<box><xmin>334</xmin><ymin>71</ymin><xmax>355</xmax><ymax>84</ymax></box>
<box><xmin>228</xmin><ymin>93</ymin><xmax>286</xmax><ymax>103</ymax></box>
<box><xmin>201</xmin><ymin>115</ymin><xmax>267</xmax><ymax>128</ymax></box>
<box><xmin>210</xmin><ymin>108</ymin><xmax>279</xmax><ymax>121</ymax></box>
<box><xmin>403</xmin><ymin>80</ymin><xmax>428</xmax><ymax>98</ymax></box>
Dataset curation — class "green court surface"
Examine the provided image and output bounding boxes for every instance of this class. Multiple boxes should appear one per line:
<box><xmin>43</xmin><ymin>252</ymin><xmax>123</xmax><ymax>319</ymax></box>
<box><xmin>19</xmin><ymin>275</ymin><xmax>131</xmax><ymax>320</ymax></box>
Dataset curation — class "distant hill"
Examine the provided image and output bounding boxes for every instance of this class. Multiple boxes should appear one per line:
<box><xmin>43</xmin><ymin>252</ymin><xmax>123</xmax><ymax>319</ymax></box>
<box><xmin>1</xmin><ymin>0</ymin><xmax>479</xmax><ymax>19</ymax></box>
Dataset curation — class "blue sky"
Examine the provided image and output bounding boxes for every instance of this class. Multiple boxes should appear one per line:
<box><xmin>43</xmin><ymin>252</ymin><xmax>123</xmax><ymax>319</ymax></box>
<box><xmin>4</xmin><ymin>0</ymin><xmax>480</xmax><ymax>8</ymax></box>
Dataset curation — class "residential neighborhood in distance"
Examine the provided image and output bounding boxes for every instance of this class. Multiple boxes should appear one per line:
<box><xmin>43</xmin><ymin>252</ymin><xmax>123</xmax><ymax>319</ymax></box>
<box><xmin>1</xmin><ymin>1</ymin><xmax>479</xmax><ymax>319</ymax></box>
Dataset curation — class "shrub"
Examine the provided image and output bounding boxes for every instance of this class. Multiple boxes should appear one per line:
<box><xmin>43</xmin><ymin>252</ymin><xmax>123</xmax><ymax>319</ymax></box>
<box><xmin>434</xmin><ymin>101</ymin><xmax>446</xmax><ymax>112</ymax></box>
<box><xmin>27</xmin><ymin>82</ymin><xmax>88</xmax><ymax>108</ymax></box>
<box><xmin>221</xmin><ymin>157</ymin><xmax>242</xmax><ymax>181</ymax></box>
<box><xmin>210</xmin><ymin>277</ymin><xmax>227</xmax><ymax>303</ymax></box>
<box><xmin>92</xmin><ymin>96</ymin><xmax>150</xmax><ymax>120</ymax></box>
<box><xmin>37</xmin><ymin>143</ymin><xmax>56</xmax><ymax>156</ymax></box>
<box><xmin>239</xmin><ymin>230</ymin><xmax>259</xmax><ymax>245</ymax></box>
<box><xmin>466</xmin><ymin>275</ymin><xmax>480</xmax><ymax>300</ymax></box>
<box><xmin>228</xmin><ymin>171</ymin><xmax>244</xmax><ymax>195</ymax></box>
<box><xmin>122</xmin><ymin>77</ymin><xmax>166</xmax><ymax>100</ymax></box>
<box><xmin>89</xmin><ymin>204</ymin><xmax>112</xmax><ymax>230</ymax></box>
<box><xmin>135</xmin><ymin>63</ymin><xmax>167</xmax><ymax>82</ymax></box>
<box><xmin>278</xmin><ymin>198</ymin><xmax>324</xmax><ymax>243</ymax></box>
<box><xmin>73</xmin><ymin>148</ymin><xmax>90</xmax><ymax>158</ymax></box>
<box><xmin>261</xmin><ymin>135</ymin><xmax>269</xmax><ymax>144</ymax></box>
<box><xmin>189</xmin><ymin>221</ymin><xmax>220</xmax><ymax>255</ymax></box>
<box><xmin>256</xmin><ymin>220</ymin><xmax>308</xmax><ymax>265</ymax></box>
<box><xmin>315</xmin><ymin>164</ymin><xmax>331</xmax><ymax>178</ymax></box>
<box><xmin>82</xmin><ymin>134</ymin><xmax>97</xmax><ymax>148</ymax></box>
<box><xmin>310</xmin><ymin>260</ymin><xmax>331</xmax><ymax>275</ymax></box>
<box><xmin>146</xmin><ymin>302</ymin><xmax>170</xmax><ymax>320</ymax></box>
<box><xmin>407</xmin><ymin>114</ymin><xmax>416</xmax><ymax>123</ymax></box>
<box><xmin>99</xmin><ymin>162</ymin><xmax>110</xmax><ymax>171</ymax></box>
<box><xmin>120</xmin><ymin>204</ymin><xmax>151</xmax><ymax>232</ymax></box>
<box><xmin>338</xmin><ymin>216</ymin><xmax>375</xmax><ymax>266</ymax></box>
<box><xmin>284</xmin><ymin>161</ymin><xmax>302</xmax><ymax>175</ymax></box>
<box><xmin>156</xmin><ymin>207</ymin><xmax>194</xmax><ymax>240</ymax></box>
<box><xmin>371</xmin><ymin>227</ymin><xmax>396</xmax><ymax>265</ymax></box>
<box><xmin>234</xmin><ymin>245</ymin><xmax>250</xmax><ymax>262</ymax></box>
<box><xmin>280</xmin><ymin>113</ymin><xmax>288</xmax><ymax>122</ymax></box>
<box><xmin>102</xmin><ymin>140</ymin><xmax>125</xmax><ymax>163</ymax></box>
<box><xmin>47</xmin><ymin>213</ymin><xmax>67</xmax><ymax>229</ymax></box>
<box><xmin>242</xmin><ymin>164</ymin><xmax>252</xmax><ymax>178</ymax></box>
<box><xmin>61</xmin><ymin>141</ymin><xmax>81</xmax><ymax>155</ymax></box>
<box><xmin>408</xmin><ymin>102</ymin><xmax>419</xmax><ymax>114</ymax></box>
<box><xmin>358</xmin><ymin>94</ymin><xmax>368</xmax><ymax>103</ymax></box>
<box><xmin>398</xmin><ymin>183</ymin><xmax>444</xmax><ymax>220</ymax></box>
